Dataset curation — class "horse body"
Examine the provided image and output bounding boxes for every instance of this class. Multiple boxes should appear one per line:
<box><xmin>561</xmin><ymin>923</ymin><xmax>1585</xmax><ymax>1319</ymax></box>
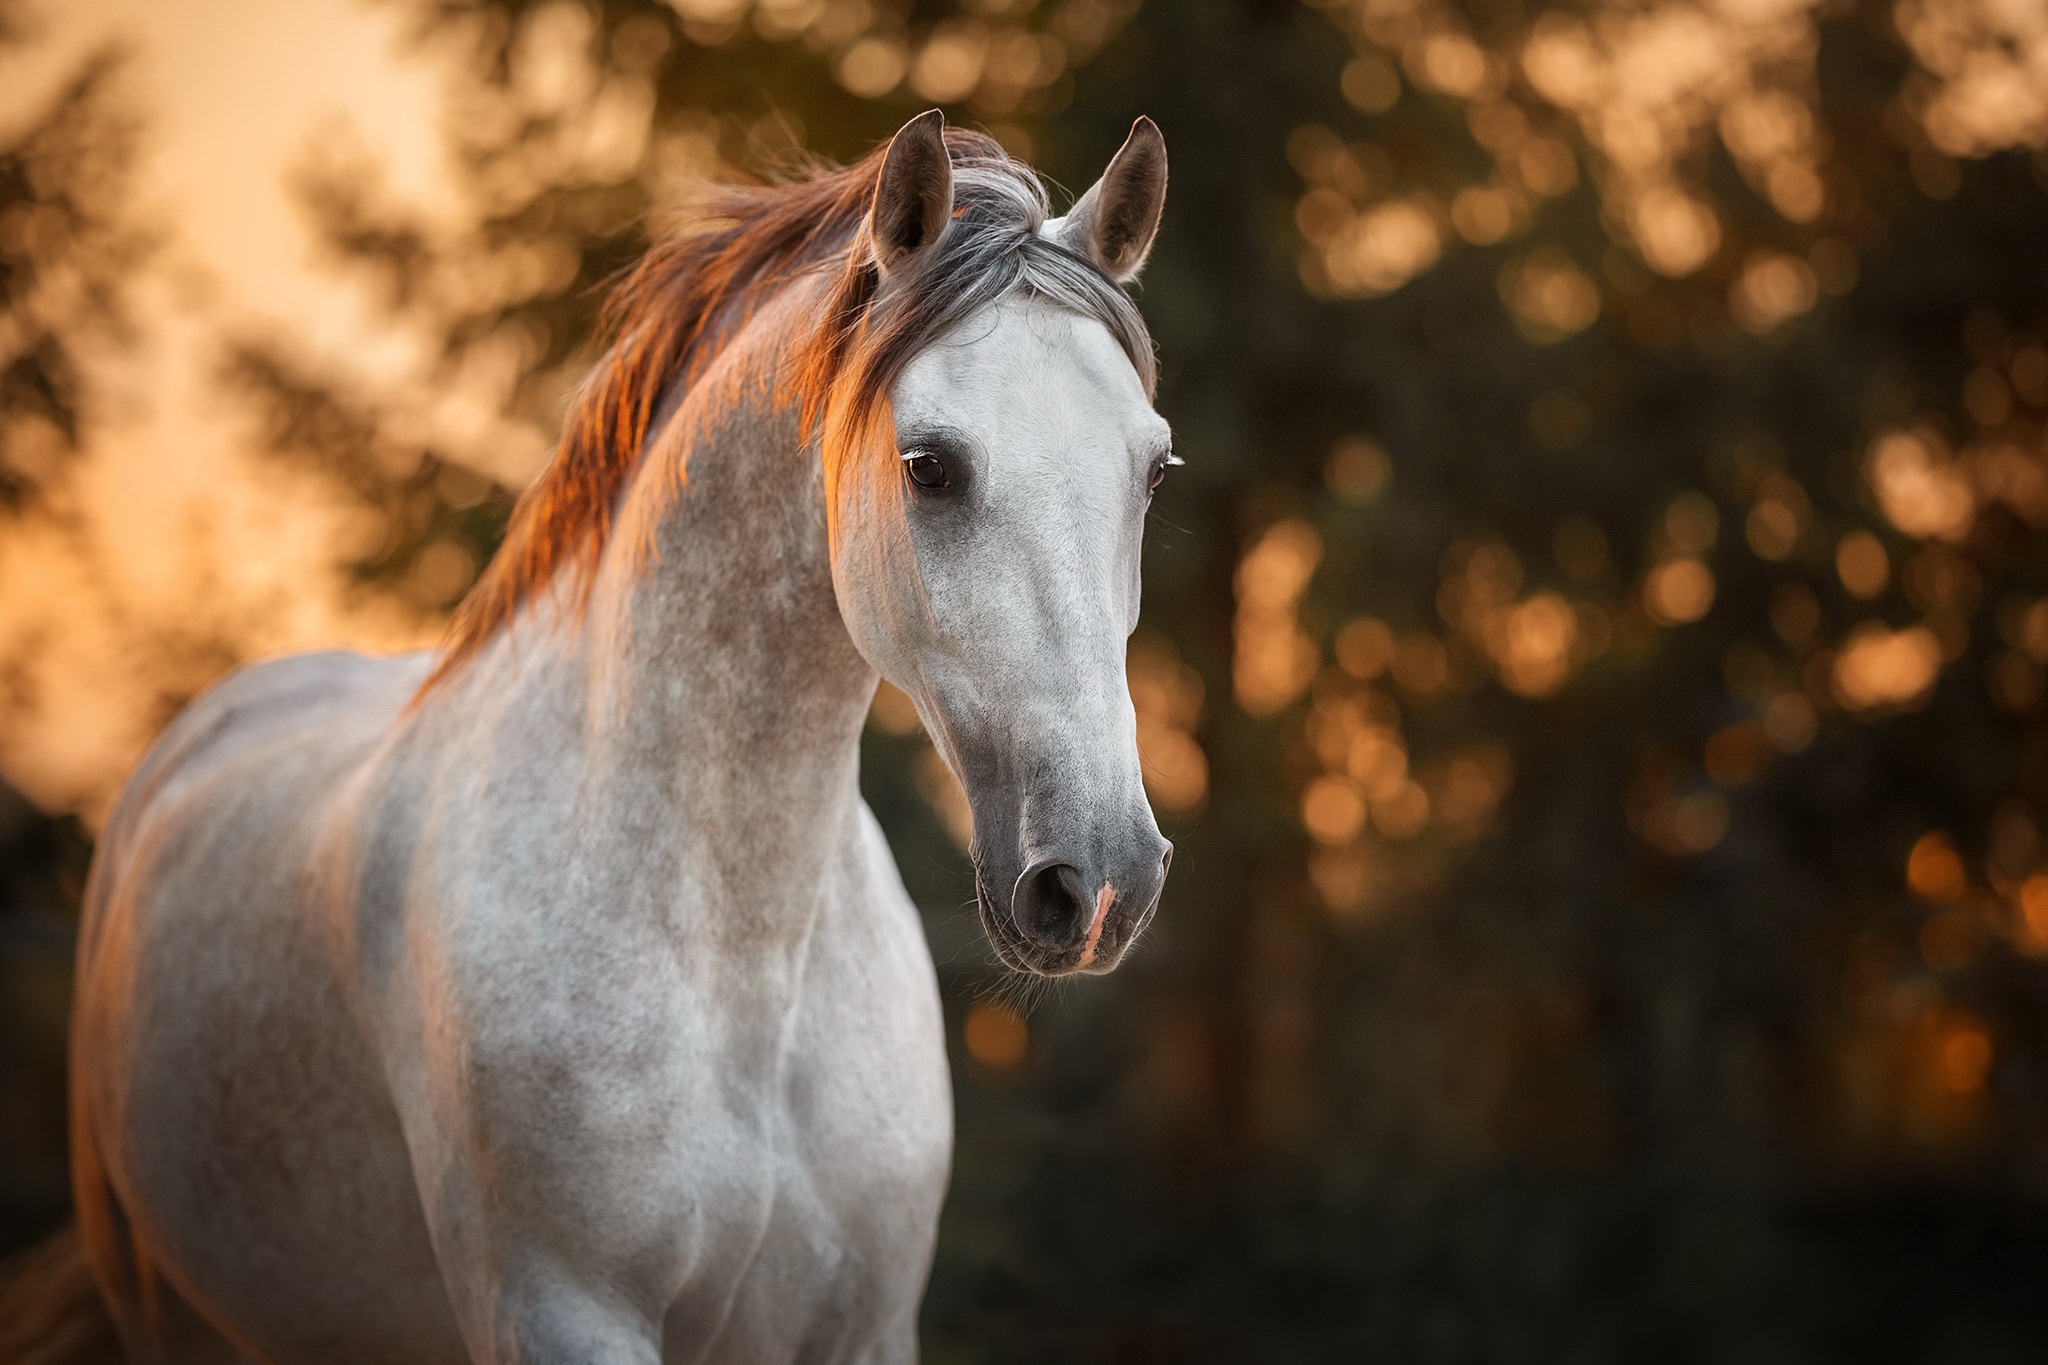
<box><xmin>67</xmin><ymin>113</ymin><xmax>1171</xmax><ymax>1363</ymax></box>
<box><xmin>73</xmin><ymin>650</ymin><xmax>470</xmax><ymax>1363</ymax></box>
<box><xmin>75</xmin><ymin>293</ymin><xmax>950</xmax><ymax>1362</ymax></box>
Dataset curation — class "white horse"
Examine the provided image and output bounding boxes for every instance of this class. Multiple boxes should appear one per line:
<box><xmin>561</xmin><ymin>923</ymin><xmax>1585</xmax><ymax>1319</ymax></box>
<box><xmin>65</xmin><ymin>112</ymin><xmax>1173</xmax><ymax>1363</ymax></box>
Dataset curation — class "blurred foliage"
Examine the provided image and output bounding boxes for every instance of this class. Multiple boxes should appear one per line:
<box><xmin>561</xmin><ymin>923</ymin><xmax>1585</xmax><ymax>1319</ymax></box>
<box><xmin>11</xmin><ymin>0</ymin><xmax>2048</xmax><ymax>1358</ymax></box>
<box><xmin>0</xmin><ymin>21</ymin><xmax>143</xmax><ymax>512</ymax></box>
<box><xmin>0</xmin><ymin>1</ymin><xmax>145</xmax><ymax>1257</ymax></box>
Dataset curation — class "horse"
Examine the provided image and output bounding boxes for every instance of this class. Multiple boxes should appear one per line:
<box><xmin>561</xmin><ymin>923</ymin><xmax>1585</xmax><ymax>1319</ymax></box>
<box><xmin>62</xmin><ymin>110</ymin><xmax>1174</xmax><ymax>1364</ymax></box>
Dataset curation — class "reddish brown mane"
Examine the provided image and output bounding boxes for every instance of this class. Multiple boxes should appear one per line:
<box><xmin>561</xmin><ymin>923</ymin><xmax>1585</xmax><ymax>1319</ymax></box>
<box><xmin>416</xmin><ymin>128</ymin><xmax>1154</xmax><ymax>698</ymax></box>
<box><xmin>417</xmin><ymin>149</ymin><xmax>889</xmax><ymax>693</ymax></box>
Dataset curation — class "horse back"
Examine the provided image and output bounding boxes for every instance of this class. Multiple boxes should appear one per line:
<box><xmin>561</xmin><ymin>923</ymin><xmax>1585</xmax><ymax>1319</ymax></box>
<box><xmin>70</xmin><ymin>649</ymin><xmax>465</xmax><ymax>1365</ymax></box>
<box><xmin>101</xmin><ymin>649</ymin><xmax>418</xmax><ymax>841</ymax></box>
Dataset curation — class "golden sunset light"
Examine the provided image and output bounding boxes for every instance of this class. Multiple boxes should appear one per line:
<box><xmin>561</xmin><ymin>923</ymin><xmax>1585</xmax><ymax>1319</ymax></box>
<box><xmin>7</xmin><ymin>0</ymin><xmax>2048</xmax><ymax>1356</ymax></box>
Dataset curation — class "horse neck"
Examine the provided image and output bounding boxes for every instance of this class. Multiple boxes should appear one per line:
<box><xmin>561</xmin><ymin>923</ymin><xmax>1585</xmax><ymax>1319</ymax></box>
<box><xmin>501</xmin><ymin>297</ymin><xmax>876</xmax><ymax>939</ymax></box>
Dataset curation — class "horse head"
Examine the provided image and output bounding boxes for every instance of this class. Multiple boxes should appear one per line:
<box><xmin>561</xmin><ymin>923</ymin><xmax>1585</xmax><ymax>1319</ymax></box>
<box><xmin>829</xmin><ymin>112</ymin><xmax>1174</xmax><ymax>978</ymax></box>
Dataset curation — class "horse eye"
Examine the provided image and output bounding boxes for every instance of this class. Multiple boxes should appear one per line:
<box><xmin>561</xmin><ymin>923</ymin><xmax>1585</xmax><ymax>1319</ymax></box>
<box><xmin>1149</xmin><ymin>453</ymin><xmax>1179</xmax><ymax>492</ymax></box>
<box><xmin>903</xmin><ymin>451</ymin><xmax>950</xmax><ymax>491</ymax></box>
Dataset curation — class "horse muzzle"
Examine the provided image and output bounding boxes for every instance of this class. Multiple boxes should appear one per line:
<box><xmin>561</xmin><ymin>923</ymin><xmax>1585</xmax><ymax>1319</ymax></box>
<box><xmin>975</xmin><ymin>833</ymin><xmax>1171</xmax><ymax>977</ymax></box>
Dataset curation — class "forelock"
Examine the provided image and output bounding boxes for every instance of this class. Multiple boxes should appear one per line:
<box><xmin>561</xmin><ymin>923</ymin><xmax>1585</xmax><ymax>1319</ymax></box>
<box><xmin>849</xmin><ymin>137</ymin><xmax>1157</xmax><ymax>409</ymax></box>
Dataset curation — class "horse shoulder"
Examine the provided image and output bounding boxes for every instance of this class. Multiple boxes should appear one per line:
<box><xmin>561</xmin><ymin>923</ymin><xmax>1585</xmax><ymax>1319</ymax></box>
<box><xmin>799</xmin><ymin>804</ymin><xmax>951</xmax><ymax>1198</ymax></box>
<box><xmin>816</xmin><ymin>798</ymin><xmax>952</xmax><ymax>1179</ymax></box>
<box><xmin>702</xmin><ymin>804</ymin><xmax>951</xmax><ymax>1360</ymax></box>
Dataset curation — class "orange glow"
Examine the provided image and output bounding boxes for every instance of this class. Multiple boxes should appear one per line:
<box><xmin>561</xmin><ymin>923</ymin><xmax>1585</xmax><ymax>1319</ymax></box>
<box><xmin>1341</xmin><ymin>55</ymin><xmax>1401</xmax><ymax>114</ymax></box>
<box><xmin>1325</xmin><ymin>435</ymin><xmax>1391</xmax><ymax>504</ymax></box>
<box><xmin>1835</xmin><ymin>531</ymin><xmax>1890</xmax><ymax>600</ymax></box>
<box><xmin>1493</xmin><ymin>592</ymin><xmax>1578</xmax><ymax>698</ymax></box>
<box><xmin>1451</xmin><ymin>185</ymin><xmax>1517</xmax><ymax>245</ymax></box>
<box><xmin>963</xmin><ymin>1001</ymin><xmax>1028</xmax><ymax>1070</ymax></box>
<box><xmin>1907</xmin><ymin>832</ymin><xmax>1968</xmax><ymax>903</ymax></box>
<box><xmin>1515</xmin><ymin>138</ymin><xmax>1577</xmax><ymax>197</ymax></box>
<box><xmin>910</xmin><ymin>22</ymin><xmax>990</xmax><ymax>104</ymax></box>
<box><xmin>1501</xmin><ymin>248</ymin><xmax>1601</xmax><ymax>342</ymax></box>
<box><xmin>1937</xmin><ymin>1023</ymin><xmax>1992</xmax><ymax>1095</ymax></box>
<box><xmin>1334</xmin><ymin>617</ymin><xmax>1396</xmax><ymax>680</ymax></box>
<box><xmin>1968</xmin><ymin>441</ymin><xmax>2048</xmax><ymax>527</ymax></box>
<box><xmin>914</xmin><ymin>746</ymin><xmax>974</xmax><ymax>854</ymax></box>
<box><xmin>1629</xmin><ymin>185</ymin><xmax>1721</xmax><ymax>277</ymax></box>
<box><xmin>1745</xmin><ymin>496</ymin><xmax>1802</xmax><ymax>560</ymax></box>
<box><xmin>1834</xmin><ymin>623</ymin><xmax>1942</xmax><ymax>712</ymax></box>
<box><xmin>868</xmin><ymin>680</ymin><xmax>923</xmax><ymax>736</ymax></box>
<box><xmin>2012</xmin><ymin>599</ymin><xmax>2048</xmax><ymax>661</ymax></box>
<box><xmin>1130</xmin><ymin>633</ymin><xmax>1209</xmax><ymax>815</ymax></box>
<box><xmin>1897</xmin><ymin>0</ymin><xmax>2048</xmax><ymax>158</ymax></box>
<box><xmin>1441</xmin><ymin>536</ymin><xmax>1554</xmax><ymax>685</ymax></box>
<box><xmin>1868</xmin><ymin>429</ymin><xmax>1976</xmax><ymax>543</ymax></box>
<box><xmin>1234</xmin><ymin>519</ymin><xmax>1323</xmax><ymax>716</ymax></box>
<box><xmin>1346</xmin><ymin>725</ymin><xmax>1408</xmax><ymax>800</ymax></box>
<box><xmin>1297</xmin><ymin>0</ymin><xmax>2048</xmax><ymax>321</ymax></box>
<box><xmin>1426</xmin><ymin>745</ymin><xmax>1513</xmax><ymax>838</ymax></box>
<box><xmin>1302</xmin><ymin>777</ymin><xmax>1368</xmax><ymax>846</ymax></box>
<box><xmin>0</xmin><ymin>0</ymin><xmax>467</xmax><ymax>820</ymax></box>
<box><xmin>1323</xmin><ymin>196</ymin><xmax>1444</xmax><ymax>298</ymax></box>
<box><xmin>1729</xmin><ymin>251</ymin><xmax>1817</xmax><ymax>334</ymax></box>
<box><xmin>836</xmin><ymin>38</ymin><xmax>907</xmax><ymax>96</ymax></box>
<box><xmin>1417</xmin><ymin>31</ymin><xmax>1493</xmax><ymax>100</ymax></box>
<box><xmin>1643</xmin><ymin>557</ymin><xmax>1715</xmax><ymax>625</ymax></box>
<box><xmin>2019</xmin><ymin>875</ymin><xmax>2048</xmax><ymax>951</ymax></box>
<box><xmin>1669</xmin><ymin>791</ymin><xmax>1728</xmax><ymax>853</ymax></box>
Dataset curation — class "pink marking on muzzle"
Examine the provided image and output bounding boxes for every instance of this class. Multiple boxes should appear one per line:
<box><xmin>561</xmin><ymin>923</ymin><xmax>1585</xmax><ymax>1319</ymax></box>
<box><xmin>1077</xmin><ymin>883</ymin><xmax>1116</xmax><ymax>969</ymax></box>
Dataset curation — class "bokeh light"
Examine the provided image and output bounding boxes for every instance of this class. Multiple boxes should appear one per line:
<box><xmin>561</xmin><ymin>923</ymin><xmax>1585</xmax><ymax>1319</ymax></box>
<box><xmin>9</xmin><ymin>0</ymin><xmax>2048</xmax><ymax>1349</ymax></box>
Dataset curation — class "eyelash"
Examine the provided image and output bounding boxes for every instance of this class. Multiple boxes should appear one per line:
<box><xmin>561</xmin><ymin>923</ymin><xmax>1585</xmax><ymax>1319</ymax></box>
<box><xmin>1149</xmin><ymin>452</ymin><xmax>1183</xmax><ymax>492</ymax></box>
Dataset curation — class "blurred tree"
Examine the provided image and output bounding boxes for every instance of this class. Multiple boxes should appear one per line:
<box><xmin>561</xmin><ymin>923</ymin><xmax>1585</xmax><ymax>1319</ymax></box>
<box><xmin>0</xmin><ymin>0</ymin><xmax>144</xmax><ymax>1258</ymax></box>
<box><xmin>226</xmin><ymin>0</ymin><xmax>1144</xmax><ymax>607</ymax></box>
<box><xmin>215</xmin><ymin>0</ymin><xmax>2048</xmax><ymax>1357</ymax></box>
<box><xmin>12</xmin><ymin>0</ymin><xmax>2048</xmax><ymax>1358</ymax></box>
<box><xmin>0</xmin><ymin>18</ymin><xmax>143</xmax><ymax>512</ymax></box>
<box><xmin>920</xmin><ymin>1</ymin><xmax>2048</xmax><ymax>1360</ymax></box>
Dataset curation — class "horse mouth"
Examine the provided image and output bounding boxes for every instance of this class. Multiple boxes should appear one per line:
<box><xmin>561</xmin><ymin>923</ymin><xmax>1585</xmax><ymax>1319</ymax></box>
<box><xmin>973</xmin><ymin>870</ymin><xmax>1043</xmax><ymax>975</ymax></box>
<box><xmin>973</xmin><ymin>868</ymin><xmax>1154</xmax><ymax>977</ymax></box>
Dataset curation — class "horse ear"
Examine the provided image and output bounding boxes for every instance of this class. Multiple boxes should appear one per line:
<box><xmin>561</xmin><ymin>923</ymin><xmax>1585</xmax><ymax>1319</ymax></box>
<box><xmin>1057</xmin><ymin>117</ymin><xmax>1167</xmax><ymax>284</ymax></box>
<box><xmin>869</xmin><ymin>110</ymin><xmax>953</xmax><ymax>279</ymax></box>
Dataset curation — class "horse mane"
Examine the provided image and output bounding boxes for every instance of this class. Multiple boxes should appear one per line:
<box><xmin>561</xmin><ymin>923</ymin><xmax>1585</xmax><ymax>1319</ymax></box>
<box><xmin>417</xmin><ymin>128</ymin><xmax>1155</xmax><ymax>697</ymax></box>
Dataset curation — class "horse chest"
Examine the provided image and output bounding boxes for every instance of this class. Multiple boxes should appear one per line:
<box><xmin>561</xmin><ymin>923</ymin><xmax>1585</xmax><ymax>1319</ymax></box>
<box><xmin>390</xmin><ymin>811</ymin><xmax>950</xmax><ymax>1360</ymax></box>
<box><xmin>690</xmin><ymin>898</ymin><xmax>952</xmax><ymax>1353</ymax></box>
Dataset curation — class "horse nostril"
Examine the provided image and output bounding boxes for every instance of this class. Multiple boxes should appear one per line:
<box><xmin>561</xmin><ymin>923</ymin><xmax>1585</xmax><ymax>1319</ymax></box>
<box><xmin>1013</xmin><ymin>860</ymin><xmax>1090</xmax><ymax>944</ymax></box>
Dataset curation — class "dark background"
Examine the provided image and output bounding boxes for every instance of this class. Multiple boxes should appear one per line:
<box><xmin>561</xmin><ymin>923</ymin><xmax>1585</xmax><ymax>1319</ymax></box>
<box><xmin>8</xmin><ymin>0</ymin><xmax>2048</xmax><ymax>1359</ymax></box>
